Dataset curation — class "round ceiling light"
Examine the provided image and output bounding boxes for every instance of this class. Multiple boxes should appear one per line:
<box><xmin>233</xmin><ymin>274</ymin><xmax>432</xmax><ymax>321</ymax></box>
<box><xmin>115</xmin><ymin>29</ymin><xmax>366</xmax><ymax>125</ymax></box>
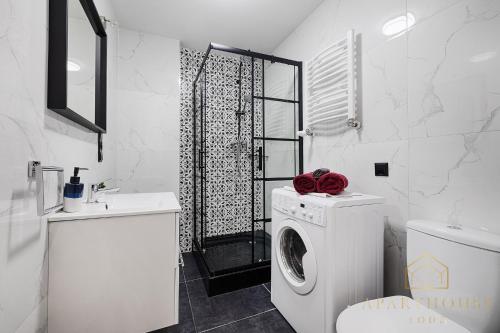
<box><xmin>67</xmin><ymin>60</ymin><xmax>81</xmax><ymax>72</ymax></box>
<box><xmin>382</xmin><ymin>13</ymin><xmax>416</xmax><ymax>36</ymax></box>
<box><xmin>470</xmin><ymin>51</ymin><xmax>497</xmax><ymax>63</ymax></box>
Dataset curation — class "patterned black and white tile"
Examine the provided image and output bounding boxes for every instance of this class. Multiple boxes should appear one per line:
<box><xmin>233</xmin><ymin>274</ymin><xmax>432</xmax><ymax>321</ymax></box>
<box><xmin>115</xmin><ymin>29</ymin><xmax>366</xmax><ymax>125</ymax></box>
<box><xmin>179</xmin><ymin>48</ymin><xmax>263</xmax><ymax>252</ymax></box>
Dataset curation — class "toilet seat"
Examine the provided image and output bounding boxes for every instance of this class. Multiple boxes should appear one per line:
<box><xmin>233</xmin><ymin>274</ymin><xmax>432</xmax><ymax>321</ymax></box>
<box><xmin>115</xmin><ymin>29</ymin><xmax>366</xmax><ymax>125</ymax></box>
<box><xmin>336</xmin><ymin>296</ymin><xmax>470</xmax><ymax>333</ymax></box>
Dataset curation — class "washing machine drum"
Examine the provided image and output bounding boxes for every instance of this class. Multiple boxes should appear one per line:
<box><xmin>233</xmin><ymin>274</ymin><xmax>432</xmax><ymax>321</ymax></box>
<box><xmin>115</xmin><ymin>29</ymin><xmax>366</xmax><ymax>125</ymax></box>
<box><xmin>276</xmin><ymin>219</ymin><xmax>317</xmax><ymax>295</ymax></box>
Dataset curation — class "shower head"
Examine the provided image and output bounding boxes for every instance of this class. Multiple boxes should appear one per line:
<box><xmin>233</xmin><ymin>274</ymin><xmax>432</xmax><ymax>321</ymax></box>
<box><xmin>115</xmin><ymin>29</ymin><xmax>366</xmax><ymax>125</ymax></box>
<box><xmin>236</xmin><ymin>95</ymin><xmax>252</xmax><ymax>115</ymax></box>
<box><xmin>238</xmin><ymin>95</ymin><xmax>252</xmax><ymax>114</ymax></box>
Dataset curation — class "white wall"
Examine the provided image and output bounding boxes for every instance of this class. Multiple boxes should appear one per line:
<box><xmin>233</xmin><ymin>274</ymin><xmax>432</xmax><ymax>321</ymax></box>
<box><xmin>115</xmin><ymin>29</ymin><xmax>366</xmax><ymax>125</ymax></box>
<box><xmin>0</xmin><ymin>2</ymin><xmax>181</xmax><ymax>333</ymax></box>
<box><xmin>115</xmin><ymin>29</ymin><xmax>180</xmax><ymax>196</ymax></box>
<box><xmin>0</xmin><ymin>0</ymin><xmax>118</xmax><ymax>332</ymax></box>
<box><xmin>273</xmin><ymin>0</ymin><xmax>500</xmax><ymax>296</ymax></box>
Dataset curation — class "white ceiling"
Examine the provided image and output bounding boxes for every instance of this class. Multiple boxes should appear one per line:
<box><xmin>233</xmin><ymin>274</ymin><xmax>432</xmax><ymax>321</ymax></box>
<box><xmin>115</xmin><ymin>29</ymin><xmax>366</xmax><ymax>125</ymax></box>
<box><xmin>110</xmin><ymin>0</ymin><xmax>325</xmax><ymax>53</ymax></box>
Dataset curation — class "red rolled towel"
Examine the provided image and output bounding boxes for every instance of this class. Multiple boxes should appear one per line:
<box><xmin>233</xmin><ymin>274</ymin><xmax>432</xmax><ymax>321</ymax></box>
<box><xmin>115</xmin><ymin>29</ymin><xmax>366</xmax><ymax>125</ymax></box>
<box><xmin>317</xmin><ymin>172</ymin><xmax>349</xmax><ymax>195</ymax></box>
<box><xmin>293</xmin><ymin>172</ymin><xmax>317</xmax><ymax>194</ymax></box>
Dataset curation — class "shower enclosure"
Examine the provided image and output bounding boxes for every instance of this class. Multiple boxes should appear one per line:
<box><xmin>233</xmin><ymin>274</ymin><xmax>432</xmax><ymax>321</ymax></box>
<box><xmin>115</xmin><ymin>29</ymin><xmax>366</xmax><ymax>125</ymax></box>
<box><xmin>192</xmin><ymin>43</ymin><xmax>303</xmax><ymax>295</ymax></box>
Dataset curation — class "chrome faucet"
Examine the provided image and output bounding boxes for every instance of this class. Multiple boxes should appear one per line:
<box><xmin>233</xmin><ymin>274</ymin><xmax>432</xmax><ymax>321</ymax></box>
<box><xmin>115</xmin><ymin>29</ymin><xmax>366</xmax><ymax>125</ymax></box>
<box><xmin>87</xmin><ymin>180</ymin><xmax>120</xmax><ymax>203</ymax></box>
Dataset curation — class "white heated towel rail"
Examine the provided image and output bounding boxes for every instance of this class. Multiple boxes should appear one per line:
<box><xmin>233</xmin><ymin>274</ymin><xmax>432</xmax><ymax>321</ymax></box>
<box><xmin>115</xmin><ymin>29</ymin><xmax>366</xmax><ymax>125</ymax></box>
<box><xmin>299</xmin><ymin>30</ymin><xmax>359</xmax><ymax>137</ymax></box>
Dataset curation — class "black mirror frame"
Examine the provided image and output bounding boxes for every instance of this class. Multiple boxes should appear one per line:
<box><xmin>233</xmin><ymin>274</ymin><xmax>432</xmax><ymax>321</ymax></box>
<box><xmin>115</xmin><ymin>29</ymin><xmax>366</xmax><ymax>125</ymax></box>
<box><xmin>48</xmin><ymin>0</ymin><xmax>107</xmax><ymax>160</ymax></box>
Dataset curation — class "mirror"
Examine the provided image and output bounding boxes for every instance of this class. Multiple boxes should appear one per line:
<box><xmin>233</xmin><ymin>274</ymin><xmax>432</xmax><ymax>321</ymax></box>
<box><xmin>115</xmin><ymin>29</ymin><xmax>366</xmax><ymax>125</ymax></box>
<box><xmin>48</xmin><ymin>0</ymin><xmax>107</xmax><ymax>160</ymax></box>
<box><xmin>67</xmin><ymin>0</ymin><xmax>96</xmax><ymax>123</ymax></box>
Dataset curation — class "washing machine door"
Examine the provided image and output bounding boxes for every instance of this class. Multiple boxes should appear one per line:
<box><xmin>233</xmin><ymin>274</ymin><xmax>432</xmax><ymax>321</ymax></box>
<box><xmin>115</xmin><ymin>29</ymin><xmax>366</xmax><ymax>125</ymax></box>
<box><xmin>275</xmin><ymin>218</ymin><xmax>317</xmax><ymax>295</ymax></box>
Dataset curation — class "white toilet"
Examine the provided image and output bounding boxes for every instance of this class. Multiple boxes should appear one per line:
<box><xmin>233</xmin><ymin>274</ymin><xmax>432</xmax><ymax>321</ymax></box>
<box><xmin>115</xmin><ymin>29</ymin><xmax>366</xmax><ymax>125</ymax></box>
<box><xmin>337</xmin><ymin>220</ymin><xmax>500</xmax><ymax>333</ymax></box>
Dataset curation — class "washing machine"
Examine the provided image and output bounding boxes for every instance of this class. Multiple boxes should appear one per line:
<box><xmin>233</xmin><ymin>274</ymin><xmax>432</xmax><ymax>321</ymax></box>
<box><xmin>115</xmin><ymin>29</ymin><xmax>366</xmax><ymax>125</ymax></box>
<box><xmin>271</xmin><ymin>188</ymin><xmax>385</xmax><ymax>333</ymax></box>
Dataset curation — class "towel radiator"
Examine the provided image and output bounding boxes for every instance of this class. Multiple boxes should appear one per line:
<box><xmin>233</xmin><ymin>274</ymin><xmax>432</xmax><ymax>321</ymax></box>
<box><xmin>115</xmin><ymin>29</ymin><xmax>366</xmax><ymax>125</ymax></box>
<box><xmin>299</xmin><ymin>30</ymin><xmax>359</xmax><ymax>137</ymax></box>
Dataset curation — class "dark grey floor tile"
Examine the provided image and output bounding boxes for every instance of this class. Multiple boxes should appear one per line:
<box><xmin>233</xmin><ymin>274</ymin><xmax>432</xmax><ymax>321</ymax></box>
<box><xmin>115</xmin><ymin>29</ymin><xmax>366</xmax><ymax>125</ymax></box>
<box><xmin>182</xmin><ymin>252</ymin><xmax>206</xmax><ymax>282</ymax></box>
<box><xmin>187</xmin><ymin>279</ymin><xmax>275</xmax><ymax>332</ymax></box>
<box><xmin>207</xmin><ymin>309</ymin><xmax>295</xmax><ymax>333</ymax></box>
<box><xmin>150</xmin><ymin>283</ymin><xmax>195</xmax><ymax>333</ymax></box>
<box><xmin>263</xmin><ymin>283</ymin><xmax>271</xmax><ymax>292</ymax></box>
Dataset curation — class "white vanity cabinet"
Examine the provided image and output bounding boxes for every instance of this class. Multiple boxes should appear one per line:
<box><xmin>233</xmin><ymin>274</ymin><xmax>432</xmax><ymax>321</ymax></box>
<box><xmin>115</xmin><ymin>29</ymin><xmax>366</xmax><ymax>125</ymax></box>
<box><xmin>48</xmin><ymin>192</ymin><xmax>181</xmax><ymax>333</ymax></box>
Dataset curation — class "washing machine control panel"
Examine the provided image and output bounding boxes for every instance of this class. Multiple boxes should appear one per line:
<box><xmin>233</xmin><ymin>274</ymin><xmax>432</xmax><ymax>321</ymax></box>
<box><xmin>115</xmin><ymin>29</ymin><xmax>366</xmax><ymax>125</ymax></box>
<box><xmin>273</xmin><ymin>196</ymin><xmax>326</xmax><ymax>227</ymax></box>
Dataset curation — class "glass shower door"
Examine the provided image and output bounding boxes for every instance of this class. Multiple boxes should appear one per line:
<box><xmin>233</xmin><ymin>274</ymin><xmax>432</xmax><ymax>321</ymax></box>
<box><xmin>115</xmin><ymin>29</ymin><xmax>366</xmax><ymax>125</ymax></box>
<box><xmin>252</xmin><ymin>59</ymin><xmax>302</xmax><ymax>264</ymax></box>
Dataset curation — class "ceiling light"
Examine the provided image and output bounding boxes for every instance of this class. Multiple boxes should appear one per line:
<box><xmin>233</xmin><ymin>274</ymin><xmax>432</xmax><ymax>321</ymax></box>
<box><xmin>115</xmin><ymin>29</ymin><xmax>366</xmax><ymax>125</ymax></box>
<box><xmin>470</xmin><ymin>51</ymin><xmax>497</xmax><ymax>63</ymax></box>
<box><xmin>382</xmin><ymin>13</ymin><xmax>416</xmax><ymax>36</ymax></box>
<box><xmin>67</xmin><ymin>60</ymin><xmax>81</xmax><ymax>72</ymax></box>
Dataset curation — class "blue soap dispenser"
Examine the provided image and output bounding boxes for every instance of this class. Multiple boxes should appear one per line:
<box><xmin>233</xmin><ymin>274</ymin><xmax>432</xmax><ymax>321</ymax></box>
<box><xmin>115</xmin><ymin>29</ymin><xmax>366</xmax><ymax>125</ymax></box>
<box><xmin>63</xmin><ymin>167</ymin><xmax>88</xmax><ymax>213</ymax></box>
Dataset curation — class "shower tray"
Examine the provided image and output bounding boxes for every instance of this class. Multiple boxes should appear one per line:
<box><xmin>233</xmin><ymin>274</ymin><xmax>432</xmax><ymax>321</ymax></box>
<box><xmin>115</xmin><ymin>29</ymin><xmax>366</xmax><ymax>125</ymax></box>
<box><xmin>193</xmin><ymin>230</ymin><xmax>271</xmax><ymax>296</ymax></box>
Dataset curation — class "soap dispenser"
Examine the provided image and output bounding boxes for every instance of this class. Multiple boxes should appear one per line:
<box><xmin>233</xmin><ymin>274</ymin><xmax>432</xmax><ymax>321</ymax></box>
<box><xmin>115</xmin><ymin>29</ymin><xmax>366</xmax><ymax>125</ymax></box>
<box><xmin>63</xmin><ymin>167</ymin><xmax>88</xmax><ymax>213</ymax></box>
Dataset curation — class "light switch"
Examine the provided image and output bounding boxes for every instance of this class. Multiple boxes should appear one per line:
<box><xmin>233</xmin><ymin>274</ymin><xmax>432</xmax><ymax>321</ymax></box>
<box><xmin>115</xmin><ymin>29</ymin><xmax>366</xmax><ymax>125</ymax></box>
<box><xmin>375</xmin><ymin>163</ymin><xmax>389</xmax><ymax>177</ymax></box>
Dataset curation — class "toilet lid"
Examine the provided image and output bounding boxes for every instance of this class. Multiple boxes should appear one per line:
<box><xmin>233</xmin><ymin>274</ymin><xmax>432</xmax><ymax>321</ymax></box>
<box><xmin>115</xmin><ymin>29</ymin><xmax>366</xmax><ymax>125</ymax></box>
<box><xmin>336</xmin><ymin>296</ymin><xmax>470</xmax><ymax>333</ymax></box>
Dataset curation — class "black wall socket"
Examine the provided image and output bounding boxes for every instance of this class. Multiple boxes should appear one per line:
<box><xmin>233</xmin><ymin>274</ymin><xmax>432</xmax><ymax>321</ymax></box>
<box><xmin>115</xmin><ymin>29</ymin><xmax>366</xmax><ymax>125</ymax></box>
<box><xmin>375</xmin><ymin>163</ymin><xmax>389</xmax><ymax>177</ymax></box>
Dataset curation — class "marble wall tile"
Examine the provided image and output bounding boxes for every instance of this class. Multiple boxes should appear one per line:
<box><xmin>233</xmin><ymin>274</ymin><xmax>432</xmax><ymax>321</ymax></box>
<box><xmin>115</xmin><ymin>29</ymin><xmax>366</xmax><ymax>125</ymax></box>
<box><xmin>273</xmin><ymin>0</ymin><xmax>500</xmax><ymax>298</ymax></box>
<box><xmin>1</xmin><ymin>3</ymin><xmax>179</xmax><ymax>333</ymax></box>
<box><xmin>408</xmin><ymin>0</ymin><xmax>500</xmax><ymax>138</ymax></box>
<box><xmin>117</xmin><ymin>29</ymin><xmax>180</xmax><ymax>95</ymax></box>
<box><xmin>333</xmin><ymin>0</ymin><xmax>406</xmax><ymax>52</ymax></box>
<box><xmin>115</xmin><ymin>29</ymin><xmax>180</xmax><ymax>195</ymax></box>
<box><xmin>276</xmin><ymin>0</ymin><xmax>409</xmax><ymax>147</ymax></box>
<box><xmin>0</xmin><ymin>0</ymin><xmax>118</xmax><ymax>332</ymax></box>
<box><xmin>358</xmin><ymin>34</ymin><xmax>408</xmax><ymax>144</ymax></box>
<box><xmin>310</xmin><ymin>141</ymin><xmax>409</xmax><ymax>215</ymax></box>
<box><xmin>274</xmin><ymin>0</ymin><xmax>406</xmax><ymax>61</ymax></box>
<box><xmin>407</xmin><ymin>0</ymin><xmax>464</xmax><ymax>24</ymax></box>
<box><xmin>406</xmin><ymin>0</ymin><xmax>500</xmax><ymax>236</ymax></box>
<box><xmin>409</xmin><ymin>131</ymin><xmax>500</xmax><ymax>234</ymax></box>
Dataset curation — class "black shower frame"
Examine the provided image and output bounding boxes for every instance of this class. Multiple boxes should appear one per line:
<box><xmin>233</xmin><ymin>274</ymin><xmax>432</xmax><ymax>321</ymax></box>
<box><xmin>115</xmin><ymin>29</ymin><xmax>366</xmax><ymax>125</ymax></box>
<box><xmin>192</xmin><ymin>43</ymin><xmax>304</xmax><ymax>295</ymax></box>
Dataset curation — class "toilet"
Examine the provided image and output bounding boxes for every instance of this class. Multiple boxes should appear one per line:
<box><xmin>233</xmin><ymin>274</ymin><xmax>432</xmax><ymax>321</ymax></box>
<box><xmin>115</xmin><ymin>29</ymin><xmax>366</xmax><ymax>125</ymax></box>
<box><xmin>336</xmin><ymin>220</ymin><xmax>500</xmax><ymax>333</ymax></box>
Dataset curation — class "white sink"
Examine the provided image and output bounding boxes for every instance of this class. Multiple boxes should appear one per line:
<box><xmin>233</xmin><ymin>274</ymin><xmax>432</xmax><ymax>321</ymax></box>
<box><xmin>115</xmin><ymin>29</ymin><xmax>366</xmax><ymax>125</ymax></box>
<box><xmin>49</xmin><ymin>192</ymin><xmax>181</xmax><ymax>222</ymax></box>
